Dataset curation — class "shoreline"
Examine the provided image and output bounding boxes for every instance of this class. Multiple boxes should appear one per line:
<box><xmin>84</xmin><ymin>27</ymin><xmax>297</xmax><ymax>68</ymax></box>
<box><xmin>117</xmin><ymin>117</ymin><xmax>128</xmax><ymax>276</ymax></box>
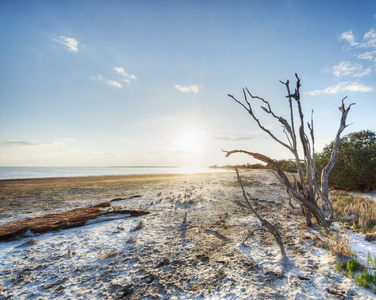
<box><xmin>0</xmin><ymin>166</ymin><xmax>231</xmax><ymax>181</ymax></box>
<box><xmin>0</xmin><ymin>170</ymin><xmax>235</xmax><ymax>185</ymax></box>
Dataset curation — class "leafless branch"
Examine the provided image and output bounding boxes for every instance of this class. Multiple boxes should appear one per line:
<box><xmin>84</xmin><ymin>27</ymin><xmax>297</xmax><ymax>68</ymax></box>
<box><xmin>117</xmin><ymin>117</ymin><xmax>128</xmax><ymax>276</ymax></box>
<box><xmin>234</xmin><ymin>167</ymin><xmax>288</xmax><ymax>261</ymax></box>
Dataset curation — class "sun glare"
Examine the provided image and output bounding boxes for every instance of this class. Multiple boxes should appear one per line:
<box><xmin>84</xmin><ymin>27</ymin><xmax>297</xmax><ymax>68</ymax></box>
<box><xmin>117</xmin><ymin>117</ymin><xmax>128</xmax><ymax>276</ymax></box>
<box><xmin>178</xmin><ymin>133</ymin><xmax>202</xmax><ymax>153</ymax></box>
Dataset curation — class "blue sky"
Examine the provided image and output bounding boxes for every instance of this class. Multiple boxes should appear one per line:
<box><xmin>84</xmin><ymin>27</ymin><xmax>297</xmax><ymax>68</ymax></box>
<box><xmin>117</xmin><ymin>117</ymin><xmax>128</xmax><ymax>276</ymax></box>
<box><xmin>0</xmin><ymin>0</ymin><xmax>375</xmax><ymax>167</ymax></box>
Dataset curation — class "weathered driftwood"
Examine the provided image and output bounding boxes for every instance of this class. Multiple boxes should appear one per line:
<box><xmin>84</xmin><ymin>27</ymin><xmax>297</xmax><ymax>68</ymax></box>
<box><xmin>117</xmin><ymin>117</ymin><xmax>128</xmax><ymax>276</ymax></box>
<box><xmin>110</xmin><ymin>195</ymin><xmax>142</xmax><ymax>202</ymax></box>
<box><xmin>0</xmin><ymin>202</ymin><xmax>149</xmax><ymax>241</ymax></box>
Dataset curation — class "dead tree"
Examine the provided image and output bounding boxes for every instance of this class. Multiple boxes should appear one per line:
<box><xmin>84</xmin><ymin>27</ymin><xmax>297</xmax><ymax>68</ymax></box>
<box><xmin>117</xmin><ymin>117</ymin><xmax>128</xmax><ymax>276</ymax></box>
<box><xmin>223</xmin><ymin>74</ymin><xmax>355</xmax><ymax>257</ymax></box>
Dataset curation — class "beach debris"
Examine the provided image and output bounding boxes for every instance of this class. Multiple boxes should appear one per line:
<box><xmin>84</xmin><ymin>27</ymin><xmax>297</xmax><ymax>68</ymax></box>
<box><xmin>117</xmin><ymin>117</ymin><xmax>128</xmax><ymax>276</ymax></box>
<box><xmin>365</xmin><ymin>233</ymin><xmax>376</xmax><ymax>242</ymax></box>
<box><xmin>110</xmin><ymin>195</ymin><xmax>141</xmax><ymax>202</ymax></box>
<box><xmin>67</xmin><ymin>246</ymin><xmax>73</xmax><ymax>258</ymax></box>
<box><xmin>130</xmin><ymin>220</ymin><xmax>145</xmax><ymax>232</ymax></box>
<box><xmin>126</xmin><ymin>236</ymin><xmax>137</xmax><ymax>243</ymax></box>
<box><xmin>120</xmin><ymin>284</ymin><xmax>135</xmax><ymax>298</ymax></box>
<box><xmin>182</xmin><ymin>212</ymin><xmax>188</xmax><ymax>226</ymax></box>
<box><xmin>16</xmin><ymin>238</ymin><xmax>39</xmax><ymax>248</ymax></box>
<box><xmin>0</xmin><ymin>202</ymin><xmax>150</xmax><ymax>241</ymax></box>
<box><xmin>205</xmin><ymin>229</ymin><xmax>231</xmax><ymax>242</ymax></box>
<box><xmin>155</xmin><ymin>257</ymin><xmax>170</xmax><ymax>268</ymax></box>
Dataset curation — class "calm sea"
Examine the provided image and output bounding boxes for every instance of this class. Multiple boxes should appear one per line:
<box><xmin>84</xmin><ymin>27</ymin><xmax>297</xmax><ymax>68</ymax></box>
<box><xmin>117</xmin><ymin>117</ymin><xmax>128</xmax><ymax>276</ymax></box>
<box><xmin>0</xmin><ymin>166</ymin><xmax>229</xmax><ymax>180</ymax></box>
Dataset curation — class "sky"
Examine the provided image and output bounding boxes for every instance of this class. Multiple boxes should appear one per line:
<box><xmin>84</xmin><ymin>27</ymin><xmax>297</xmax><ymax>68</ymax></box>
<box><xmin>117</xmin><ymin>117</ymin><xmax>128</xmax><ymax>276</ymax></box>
<box><xmin>0</xmin><ymin>0</ymin><xmax>376</xmax><ymax>167</ymax></box>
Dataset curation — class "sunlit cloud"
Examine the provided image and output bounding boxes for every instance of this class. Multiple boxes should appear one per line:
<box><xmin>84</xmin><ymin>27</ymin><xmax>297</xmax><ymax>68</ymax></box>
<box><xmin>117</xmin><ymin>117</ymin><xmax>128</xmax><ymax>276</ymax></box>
<box><xmin>53</xmin><ymin>36</ymin><xmax>79</xmax><ymax>52</ymax></box>
<box><xmin>308</xmin><ymin>81</ymin><xmax>373</xmax><ymax>95</ymax></box>
<box><xmin>113</xmin><ymin>67</ymin><xmax>137</xmax><ymax>82</ymax></box>
<box><xmin>107</xmin><ymin>80</ymin><xmax>122</xmax><ymax>88</ymax></box>
<box><xmin>174</xmin><ymin>84</ymin><xmax>199</xmax><ymax>93</ymax></box>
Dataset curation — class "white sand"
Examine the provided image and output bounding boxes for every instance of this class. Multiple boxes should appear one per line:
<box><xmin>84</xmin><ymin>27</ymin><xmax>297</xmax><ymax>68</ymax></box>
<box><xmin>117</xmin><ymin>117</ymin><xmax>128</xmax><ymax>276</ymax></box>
<box><xmin>0</xmin><ymin>170</ymin><xmax>375</xmax><ymax>299</ymax></box>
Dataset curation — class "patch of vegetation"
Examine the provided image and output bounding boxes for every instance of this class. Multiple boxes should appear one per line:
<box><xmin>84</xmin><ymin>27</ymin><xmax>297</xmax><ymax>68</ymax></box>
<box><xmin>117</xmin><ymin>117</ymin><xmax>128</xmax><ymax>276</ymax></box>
<box><xmin>316</xmin><ymin>130</ymin><xmax>376</xmax><ymax>191</ymax></box>
<box><xmin>330</xmin><ymin>191</ymin><xmax>376</xmax><ymax>234</ymax></box>
<box><xmin>335</xmin><ymin>250</ymin><xmax>376</xmax><ymax>292</ymax></box>
<box><xmin>324</xmin><ymin>230</ymin><xmax>353</xmax><ymax>258</ymax></box>
<box><xmin>266</xmin><ymin>159</ymin><xmax>305</xmax><ymax>173</ymax></box>
<box><xmin>355</xmin><ymin>269</ymin><xmax>376</xmax><ymax>289</ymax></box>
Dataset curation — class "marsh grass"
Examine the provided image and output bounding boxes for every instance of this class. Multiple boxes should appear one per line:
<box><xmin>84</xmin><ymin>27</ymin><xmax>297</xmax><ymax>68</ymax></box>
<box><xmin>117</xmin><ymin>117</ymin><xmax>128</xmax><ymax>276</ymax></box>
<box><xmin>330</xmin><ymin>191</ymin><xmax>376</xmax><ymax>233</ymax></box>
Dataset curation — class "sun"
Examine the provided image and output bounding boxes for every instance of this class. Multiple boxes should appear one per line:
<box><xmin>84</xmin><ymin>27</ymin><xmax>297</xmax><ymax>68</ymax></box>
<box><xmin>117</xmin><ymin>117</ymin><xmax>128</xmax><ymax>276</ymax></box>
<box><xmin>178</xmin><ymin>132</ymin><xmax>202</xmax><ymax>153</ymax></box>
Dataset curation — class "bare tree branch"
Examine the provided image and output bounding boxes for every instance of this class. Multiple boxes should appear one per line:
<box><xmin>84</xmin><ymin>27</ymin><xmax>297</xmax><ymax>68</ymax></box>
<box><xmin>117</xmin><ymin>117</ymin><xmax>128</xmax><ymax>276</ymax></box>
<box><xmin>234</xmin><ymin>168</ymin><xmax>288</xmax><ymax>261</ymax></box>
<box><xmin>321</xmin><ymin>99</ymin><xmax>356</xmax><ymax>209</ymax></box>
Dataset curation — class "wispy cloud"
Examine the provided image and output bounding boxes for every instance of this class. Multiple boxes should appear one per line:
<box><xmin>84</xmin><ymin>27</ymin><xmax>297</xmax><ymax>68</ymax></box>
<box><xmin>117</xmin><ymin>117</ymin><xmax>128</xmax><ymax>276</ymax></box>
<box><xmin>175</xmin><ymin>84</ymin><xmax>199</xmax><ymax>93</ymax></box>
<box><xmin>339</xmin><ymin>31</ymin><xmax>358</xmax><ymax>47</ymax></box>
<box><xmin>332</xmin><ymin>61</ymin><xmax>372</xmax><ymax>78</ymax></box>
<box><xmin>53</xmin><ymin>36</ymin><xmax>79</xmax><ymax>52</ymax></box>
<box><xmin>0</xmin><ymin>139</ymin><xmax>58</xmax><ymax>147</ymax></box>
<box><xmin>107</xmin><ymin>80</ymin><xmax>122</xmax><ymax>88</ymax></box>
<box><xmin>213</xmin><ymin>134</ymin><xmax>254</xmax><ymax>141</ymax></box>
<box><xmin>339</xmin><ymin>28</ymin><xmax>376</xmax><ymax>49</ymax></box>
<box><xmin>308</xmin><ymin>81</ymin><xmax>373</xmax><ymax>96</ymax></box>
<box><xmin>113</xmin><ymin>67</ymin><xmax>136</xmax><ymax>83</ymax></box>
<box><xmin>357</xmin><ymin>50</ymin><xmax>376</xmax><ymax>62</ymax></box>
<box><xmin>332</xmin><ymin>61</ymin><xmax>362</xmax><ymax>77</ymax></box>
<box><xmin>362</xmin><ymin>28</ymin><xmax>376</xmax><ymax>48</ymax></box>
<box><xmin>90</xmin><ymin>74</ymin><xmax>104</xmax><ymax>81</ymax></box>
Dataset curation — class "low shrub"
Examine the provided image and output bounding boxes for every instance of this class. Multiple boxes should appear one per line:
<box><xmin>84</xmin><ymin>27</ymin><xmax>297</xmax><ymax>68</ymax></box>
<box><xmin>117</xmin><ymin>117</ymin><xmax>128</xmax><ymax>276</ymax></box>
<box><xmin>316</xmin><ymin>130</ymin><xmax>376</xmax><ymax>191</ymax></box>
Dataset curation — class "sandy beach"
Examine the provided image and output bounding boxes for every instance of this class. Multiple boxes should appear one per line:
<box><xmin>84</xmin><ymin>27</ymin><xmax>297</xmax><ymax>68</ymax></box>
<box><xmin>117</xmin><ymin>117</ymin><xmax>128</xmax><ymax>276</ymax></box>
<box><xmin>0</xmin><ymin>170</ymin><xmax>375</xmax><ymax>299</ymax></box>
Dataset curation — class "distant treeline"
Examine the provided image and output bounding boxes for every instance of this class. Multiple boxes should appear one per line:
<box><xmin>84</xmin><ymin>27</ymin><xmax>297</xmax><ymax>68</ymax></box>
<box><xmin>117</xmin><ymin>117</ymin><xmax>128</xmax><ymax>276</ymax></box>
<box><xmin>210</xmin><ymin>163</ymin><xmax>267</xmax><ymax>170</ymax></box>
<box><xmin>210</xmin><ymin>160</ymin><xmax>298</xmax><ymax>172</ymax></box>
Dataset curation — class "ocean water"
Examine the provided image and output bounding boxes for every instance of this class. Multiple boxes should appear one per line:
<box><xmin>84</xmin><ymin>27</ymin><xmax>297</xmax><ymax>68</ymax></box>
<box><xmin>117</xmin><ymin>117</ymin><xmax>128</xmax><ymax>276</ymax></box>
<box><xmin>0</xmin><ymin>166</ymin><xmax>229</xmax><ymax>180</ymax></box>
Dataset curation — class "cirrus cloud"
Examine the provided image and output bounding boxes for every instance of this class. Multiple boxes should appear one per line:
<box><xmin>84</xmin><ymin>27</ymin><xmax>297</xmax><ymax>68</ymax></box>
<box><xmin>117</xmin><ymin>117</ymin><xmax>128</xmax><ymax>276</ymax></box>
<box><xmin>174</xmin><ymin>84</ymin><xmax>199</xmax><ymax>93</ymax></box>
<box><xmin>0</xmin><ymin>139</ymin><xmax>60</xmax><ymax>147</ymax></box>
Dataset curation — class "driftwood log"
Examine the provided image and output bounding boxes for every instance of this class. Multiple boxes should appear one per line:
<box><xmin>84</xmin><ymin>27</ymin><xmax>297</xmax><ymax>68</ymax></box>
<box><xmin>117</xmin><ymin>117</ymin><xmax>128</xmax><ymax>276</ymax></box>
<box><xmin>0</xmin><ymin>199</ymin><xmax>149</xmax><ymax>241</ymax></box>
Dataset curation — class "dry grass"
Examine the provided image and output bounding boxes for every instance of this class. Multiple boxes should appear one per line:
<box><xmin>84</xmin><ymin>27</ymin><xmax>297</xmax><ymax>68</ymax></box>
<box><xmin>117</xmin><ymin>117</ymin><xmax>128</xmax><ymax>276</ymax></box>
<box><xmin>330</xmin><ymin>191</ymin><xmax>376</xmax><ymax>233</ymax></box>
<box><xmin>326</xmin><ymin>231</ymin><xmax>354</xmax><ymax>258</ymax></box>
